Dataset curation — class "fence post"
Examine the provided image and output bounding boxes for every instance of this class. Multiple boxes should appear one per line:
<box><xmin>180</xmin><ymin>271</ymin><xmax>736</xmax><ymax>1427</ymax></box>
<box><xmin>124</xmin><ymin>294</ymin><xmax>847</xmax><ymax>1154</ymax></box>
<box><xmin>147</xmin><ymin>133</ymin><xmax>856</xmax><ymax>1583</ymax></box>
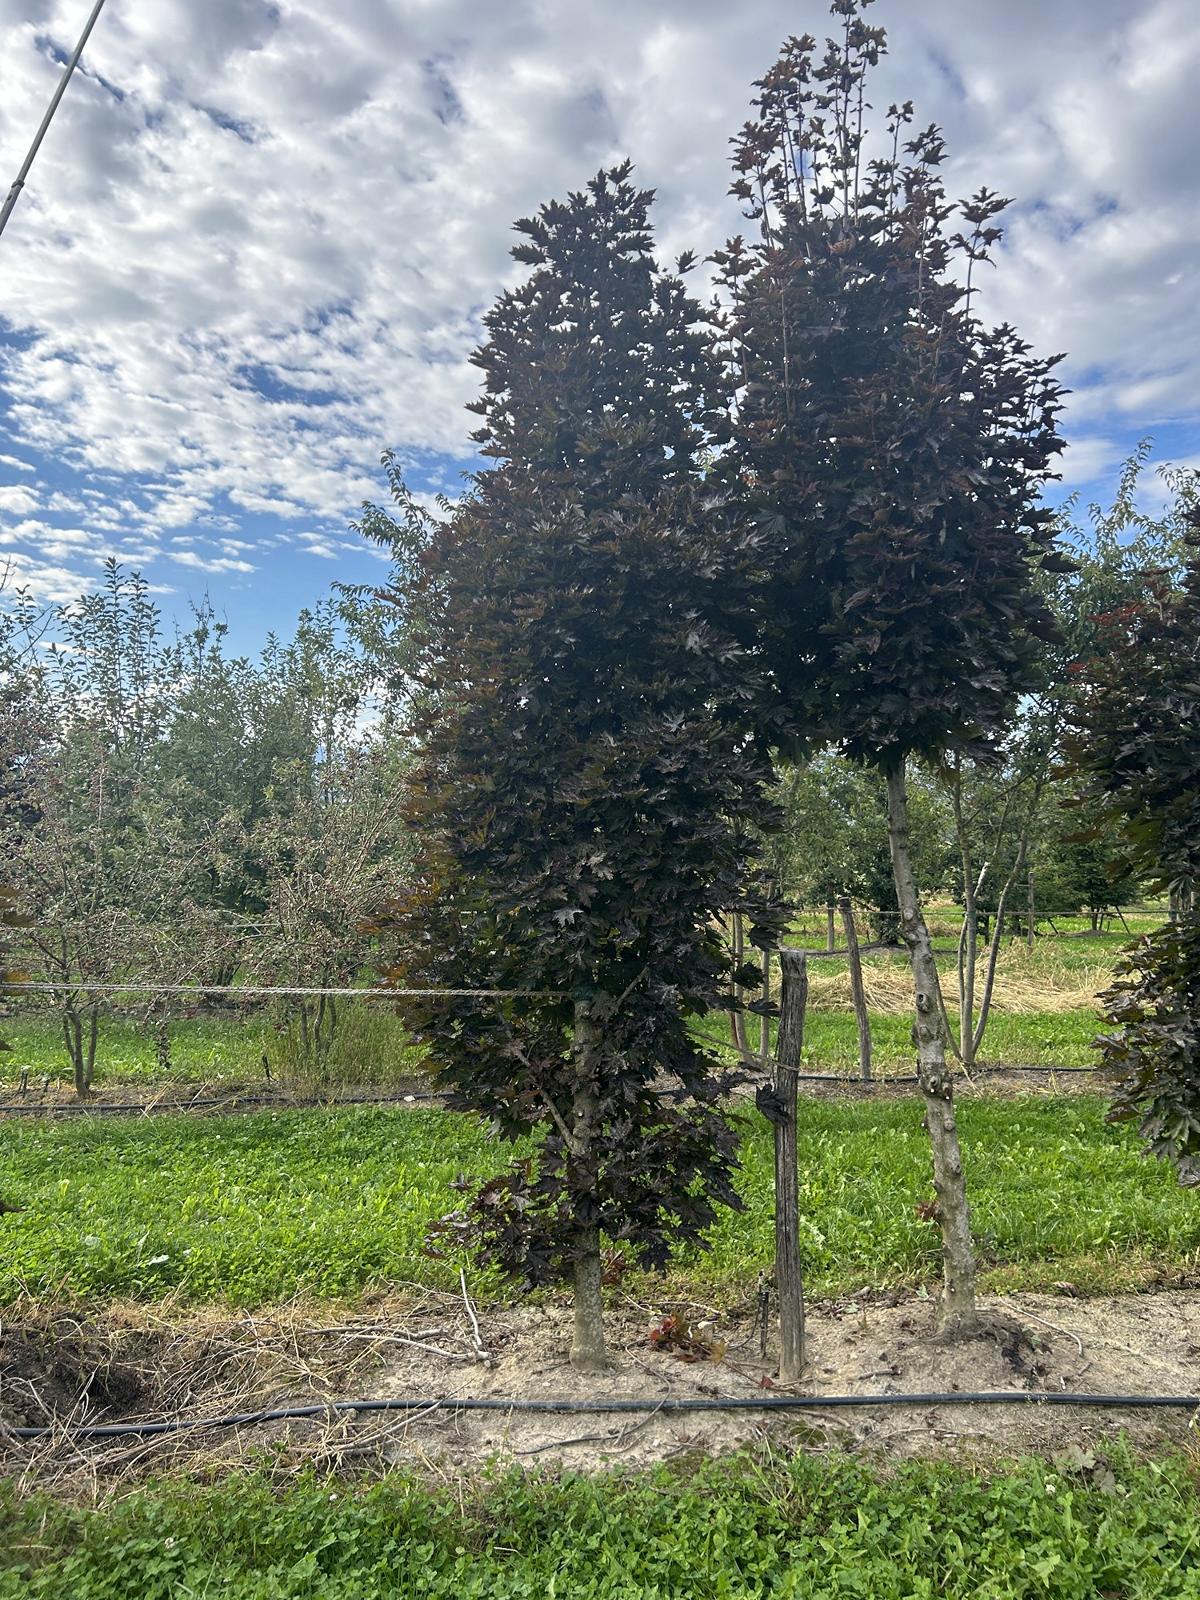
<box><xmin>774</xmin><ymin>949</ymin><xmax>807</xmax><ymax>1384</ymax></box>
<box><xmin>838</xmin><ymin>896</ymin><xmax>872</xmax><ymax>1083</ymax></box>
<box><xmin>825</xmin><ymin>894</ymin><xmax>836</xmax><ymax>954</ymax></box>
<box><xmin>1026</xmin><ymin>871</ymin><xmax>1036</xmax><ymax>952</ymax></box>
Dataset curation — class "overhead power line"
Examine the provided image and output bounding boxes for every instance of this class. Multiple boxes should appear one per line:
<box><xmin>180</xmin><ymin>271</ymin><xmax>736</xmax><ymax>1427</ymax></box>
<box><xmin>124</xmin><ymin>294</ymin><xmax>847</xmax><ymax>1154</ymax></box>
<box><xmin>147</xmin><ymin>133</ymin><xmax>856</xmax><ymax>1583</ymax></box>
<box><xmin>0</xmin><ymin>0</ymin><xmax>110</xmax><ymax>242</ymax></box>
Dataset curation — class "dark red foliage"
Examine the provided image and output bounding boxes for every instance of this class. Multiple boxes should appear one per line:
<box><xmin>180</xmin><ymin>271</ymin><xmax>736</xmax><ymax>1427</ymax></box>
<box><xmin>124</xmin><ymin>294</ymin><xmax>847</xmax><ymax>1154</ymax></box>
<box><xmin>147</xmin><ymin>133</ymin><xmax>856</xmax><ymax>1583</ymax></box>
<box><xmin>1063</xmin><ymin>515</ymin><xmax>1200</xmax><ymax>894</ymax></box>
<box><xmin>1102</xmin><ymin>916</ymin><xmax>1200</xmax><ymax>1186</ymax></box>
<box><xmin>380</xmin><ymin>165</ymin><xmax>783</xmax><ymax>1286</ymax></box>
<box><xmin>713</xmin><ymin>4</ymin><xmax>1067</xmax><ymax>769</ymax></box>
<box><xmin>1067</xmin><ymin>514</ymin><xmax>1200</xmax><ymax>1184</ymax></box>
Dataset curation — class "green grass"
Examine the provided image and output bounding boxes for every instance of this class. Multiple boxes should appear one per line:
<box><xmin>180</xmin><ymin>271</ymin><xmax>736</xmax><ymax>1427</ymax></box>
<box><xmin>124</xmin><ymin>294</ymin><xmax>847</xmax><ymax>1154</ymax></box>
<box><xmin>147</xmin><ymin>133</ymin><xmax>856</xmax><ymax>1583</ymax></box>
<box><xmin>1</xmin><ymin>1097</ymin><xmax>1197</xmax><ymax>1307</ymax></box>
<box><xmin>1</xmin><ymin>996</ymin><xmax>1104</xmax><ymax>1094</ymax></box>
<box><xmin>3</xmin><ymin>1447</ymin><xmax>1199</xmax><ymax>1598</ymax></box>
<box><xmin>4</xmin><ymin>908</ymin><xmax>1161</xmax><ymax>1092</ymax></box>
<box><xmin>0</xmin><ymin>1006</ymin><xmax>428</xmax><ymax>1092</ymax></box>
<box><xmin>797</xmin><ymin>1008</ymin><xmax>1103</xmax><ymax>1072</ymax></box>
<box><xmin>0</xmin><ymin>1012</ymin><xmax>276</xmax><ymax>1087</ymax></box>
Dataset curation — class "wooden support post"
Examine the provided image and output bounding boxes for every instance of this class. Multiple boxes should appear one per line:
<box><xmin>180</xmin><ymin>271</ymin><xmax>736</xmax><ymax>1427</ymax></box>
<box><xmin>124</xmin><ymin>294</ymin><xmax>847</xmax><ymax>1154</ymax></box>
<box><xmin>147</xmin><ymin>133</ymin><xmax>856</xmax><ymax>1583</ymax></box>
<box><xmin>760</xmin><ymin>946</ymin><xmax>771</xmax><ymax>1058</ymax></box>
<box><xmin>825</xmin><ymin>894</ymin><xmax>836</xmax><ymax>954</ymax></box>
<box><xmin>838</xmin><ymin>896</ymin><xmax>872</xmax><ymax>1083</ymax></box>
<box><xmin>774</xmin><ymin>949</ymin><xmax>808</xmax><ymax>1384</ymax></box>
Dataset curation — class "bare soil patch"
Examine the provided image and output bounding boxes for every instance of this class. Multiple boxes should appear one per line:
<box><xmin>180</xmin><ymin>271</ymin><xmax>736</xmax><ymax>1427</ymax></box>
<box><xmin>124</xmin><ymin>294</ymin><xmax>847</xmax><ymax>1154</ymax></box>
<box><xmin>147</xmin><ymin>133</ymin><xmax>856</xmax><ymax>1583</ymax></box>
<box><xmin>2</xmin><ymin>1288</ymin><xmax>1197</xmax><ymax>1487</ymax></box>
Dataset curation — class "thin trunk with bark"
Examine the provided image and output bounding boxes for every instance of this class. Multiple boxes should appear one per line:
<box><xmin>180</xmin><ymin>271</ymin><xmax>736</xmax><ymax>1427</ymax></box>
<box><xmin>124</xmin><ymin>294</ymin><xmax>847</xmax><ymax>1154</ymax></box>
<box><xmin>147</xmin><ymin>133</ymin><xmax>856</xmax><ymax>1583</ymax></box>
<box><xmin>838</xmin><ymin>896</ymin><xmax>872</xmax><ymax>1082</ymax></box>
<box><xmin>774</xmin><ymin>949</ymin><xmax>807</xmax><ymax>1383</ymax></box>
<box><xmin>950</xmin><ymin>759</ymin><xmax>1044</xmax><ymax>1070</ymax></box>
<box><xmin>729</xmin><ymin>913</ymin><xmax>750</xmax><ymax>1057</ymax></box>
<box><xmin>64</xmin><ymin>1001</ymin><xmax>98</xmax><ymax>1099</ymax></box>
<box><xmin>885</xmin><ymin>760</ymin><xmax>978</xmax><ymax>1338</ymax></box>
<box><xmin>570</xmin><ymin>1003</ymin><xmax>607</xmax><ymax>1372</ymax></box>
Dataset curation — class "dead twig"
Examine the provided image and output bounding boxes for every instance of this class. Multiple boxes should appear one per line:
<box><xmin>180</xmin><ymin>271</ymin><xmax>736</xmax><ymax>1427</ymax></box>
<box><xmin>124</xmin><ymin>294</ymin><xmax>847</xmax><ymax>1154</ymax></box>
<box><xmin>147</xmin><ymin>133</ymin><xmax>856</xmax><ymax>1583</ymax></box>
<box><xmin>459</xmin><ymin>1268</ymin><xmax>492</xmax><ymax>1366</ymax></box>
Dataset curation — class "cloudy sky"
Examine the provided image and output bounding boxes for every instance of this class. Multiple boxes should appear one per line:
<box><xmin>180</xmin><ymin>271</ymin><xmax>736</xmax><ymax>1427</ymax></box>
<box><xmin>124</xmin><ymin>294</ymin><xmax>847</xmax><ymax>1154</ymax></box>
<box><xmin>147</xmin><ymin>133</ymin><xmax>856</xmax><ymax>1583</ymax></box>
<box><xmin>1</xmin><ymin>0</ymin><xmax>1198</xmax><ymax>647</ymax></box>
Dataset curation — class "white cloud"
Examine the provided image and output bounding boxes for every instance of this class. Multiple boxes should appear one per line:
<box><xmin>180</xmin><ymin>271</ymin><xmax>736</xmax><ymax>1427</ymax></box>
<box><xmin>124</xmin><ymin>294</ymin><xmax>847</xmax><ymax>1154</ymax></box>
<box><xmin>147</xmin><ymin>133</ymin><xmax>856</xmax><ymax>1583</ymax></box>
<box><xmin>170</xmin><ymin>549</ymin><xmax>256</xmax><ymax>574</ymax></box>
<box><xmin>0</xmin><ymin>484</ymin><xmax>39</xmax><ymax>514</ymax></box>
<box><xmin>0</xmin><ymin>0</ymin><xmax>1196</xmax><ymax>624</ymax></box>
<box><xmin>0</xmin><ymin>453</ymin><xmax>34</xmax><ymax>472</ymax></box>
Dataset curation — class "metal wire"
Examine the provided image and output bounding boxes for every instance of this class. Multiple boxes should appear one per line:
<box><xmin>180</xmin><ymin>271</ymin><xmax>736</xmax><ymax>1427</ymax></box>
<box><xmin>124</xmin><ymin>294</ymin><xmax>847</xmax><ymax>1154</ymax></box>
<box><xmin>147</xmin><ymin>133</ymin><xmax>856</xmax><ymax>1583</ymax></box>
<box><xmin>1</xmin><ymin>981</ymin><xmax>556</xmax><ymax>999</ymax></box>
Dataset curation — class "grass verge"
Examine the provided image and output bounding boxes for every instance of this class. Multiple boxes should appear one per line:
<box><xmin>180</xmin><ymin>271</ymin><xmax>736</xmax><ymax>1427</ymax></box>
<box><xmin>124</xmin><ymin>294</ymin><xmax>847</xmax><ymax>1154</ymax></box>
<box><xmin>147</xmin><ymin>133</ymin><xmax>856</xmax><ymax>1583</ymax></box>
<box><xmin>1</xmin><ymin>1445</ymin><xmax>1198</xmax><ymax>1598</ymax></box>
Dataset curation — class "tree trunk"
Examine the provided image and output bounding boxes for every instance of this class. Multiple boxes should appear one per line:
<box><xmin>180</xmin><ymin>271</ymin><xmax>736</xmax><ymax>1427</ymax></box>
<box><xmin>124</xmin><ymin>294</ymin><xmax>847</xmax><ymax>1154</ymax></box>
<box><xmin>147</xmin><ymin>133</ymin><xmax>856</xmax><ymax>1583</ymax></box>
<box><xmin>952</xmin><ymin>762</ymin><xmax>980</xmax><ymax>1072</ymax></box>
<box><xmin>570</xmin><ymin>1003</ymin><xmax>607</xmax><ymax>1373</ymax></box>
<box><xmin>729</xmin><ymin>913</ymin><xmax>750</xmax><ymax>1057</ymax></box>
<box><xmin>85</xmin><ymin>1004</ymin><xmax>98</xmax><ymax>1094</ymax></box>
<box><xmin>1026</xmin><ymin>871</ymin><xmax>1036</xmax><ymax>951</ymax></box>
<box><xmin>774</xmin><ymin>949</ymin><xmax>807</xmax><ymax>1383</ymax></box>
<box><xmin>885</xmin><ymin>760</ymin><xmax>978</xmax><ymax>1338</ymax></box>
<box><xmin>838</xmin><ymin>896</ymin><xmax>872</xmax><ymax>1082</ymax></box>
<box><xmin>64</xmin><ymin>1005</ymin><xmax>93</xmax><ymax>1100</ymax></box>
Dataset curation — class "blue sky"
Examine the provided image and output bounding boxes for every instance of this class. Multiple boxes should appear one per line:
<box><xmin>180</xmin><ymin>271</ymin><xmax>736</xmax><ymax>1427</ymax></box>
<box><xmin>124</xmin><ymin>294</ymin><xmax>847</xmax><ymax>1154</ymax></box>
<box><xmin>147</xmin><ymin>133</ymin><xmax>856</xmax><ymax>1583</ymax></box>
<box><xmin>1</xmin><ymin>0</ymin><xmax>1198</xmax><ymax>651</ymax></box>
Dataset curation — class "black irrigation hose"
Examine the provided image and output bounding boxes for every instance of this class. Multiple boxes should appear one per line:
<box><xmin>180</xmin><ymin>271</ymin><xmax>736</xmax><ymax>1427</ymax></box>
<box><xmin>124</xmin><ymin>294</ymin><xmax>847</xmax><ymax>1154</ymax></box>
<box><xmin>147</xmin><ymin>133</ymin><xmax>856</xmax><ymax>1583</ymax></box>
<box><xmin>8</xmin><ymin>1390</ymin><xmax>1199</xmax><ymax>1442</ymax></box>
<box><xmin>0</xmin><ymin>1064</ymin><xmax>1103</xmax><ymax>1119</ymax></box>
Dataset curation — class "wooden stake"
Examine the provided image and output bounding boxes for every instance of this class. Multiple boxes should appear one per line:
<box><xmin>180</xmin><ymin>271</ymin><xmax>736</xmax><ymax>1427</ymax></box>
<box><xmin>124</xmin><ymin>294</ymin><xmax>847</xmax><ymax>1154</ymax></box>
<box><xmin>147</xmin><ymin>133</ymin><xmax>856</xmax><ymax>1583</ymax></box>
<box><xmin>838</xmin><ymin>896</ymin><xmax>872</xmax><ymax>1082</ymax></box>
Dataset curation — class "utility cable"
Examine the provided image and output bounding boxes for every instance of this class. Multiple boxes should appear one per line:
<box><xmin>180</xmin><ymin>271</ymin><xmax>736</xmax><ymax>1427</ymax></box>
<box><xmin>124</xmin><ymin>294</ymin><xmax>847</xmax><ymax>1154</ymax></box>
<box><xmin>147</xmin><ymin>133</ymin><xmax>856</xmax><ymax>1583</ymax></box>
<box><xmin>0</xmin><ymin>0</ymin><xmax>110</xmax><ymax>240</ymax></box>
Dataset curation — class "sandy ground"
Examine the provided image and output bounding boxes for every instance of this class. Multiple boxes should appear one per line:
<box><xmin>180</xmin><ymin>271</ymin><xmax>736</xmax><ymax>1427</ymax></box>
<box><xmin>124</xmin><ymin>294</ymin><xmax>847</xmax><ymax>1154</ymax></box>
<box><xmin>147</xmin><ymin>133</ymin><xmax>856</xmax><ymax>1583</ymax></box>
<box><xmin>3</xmin><ymin>1289</ymin><xmax>1198</xmax><ymax>1483</ymax></box>
<box><xmin>360</xmin><ymin>1291</ymin><xmax>1200</xmax><ymax>1470</ymax></box>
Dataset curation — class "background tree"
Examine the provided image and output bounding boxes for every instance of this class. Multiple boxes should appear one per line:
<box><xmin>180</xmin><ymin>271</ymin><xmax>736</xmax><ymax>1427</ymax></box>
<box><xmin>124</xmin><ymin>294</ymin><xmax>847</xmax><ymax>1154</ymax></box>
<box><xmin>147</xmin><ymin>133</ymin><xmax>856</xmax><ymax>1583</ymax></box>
<box><xmin>384</xmin><ymin>163</ymin><xmax>781</xmax><ymax>1371</ymax></box>
<box><xmin>0</xmin><ymin>562</ymin><xmax>391</xmax><ymax>1093</ymax></box>
<box><xmin>1065</xmin><ymin>512</ymin><xmax>1200</xmax><ymax>1182</ymax></box>
<box><xmin>242</xmin><ymin>738</ymin><xmax>412</xmax><ymax>1082</ymax></box>
<box><xmin>717</xmin><ymin>4</ymin><xmax>1066</xmax><ymax>1334</ymax></box>
<box><xmin>0</xmin><ymin>565</ymin><xmax>206</xmax><ymax>1095</ymax></box>
<box><xmin>764</xmin><ymin>754</ymin><xmax>951</xmax><ymax>944</ymax></box>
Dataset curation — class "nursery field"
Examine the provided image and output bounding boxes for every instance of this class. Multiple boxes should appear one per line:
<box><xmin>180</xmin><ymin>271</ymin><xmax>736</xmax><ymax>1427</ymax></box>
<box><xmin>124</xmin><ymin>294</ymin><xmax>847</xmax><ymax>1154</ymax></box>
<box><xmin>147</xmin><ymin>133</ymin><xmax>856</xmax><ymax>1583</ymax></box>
<box><xmin>2</xmin><ymin>1097</ymin><xmax>1197</xmax><ymax>1306</ymax></box>
<box><xmin>4</xmin><ymin>914</ymin><xmax>1197</xmax><ymax>1598</ymax></box>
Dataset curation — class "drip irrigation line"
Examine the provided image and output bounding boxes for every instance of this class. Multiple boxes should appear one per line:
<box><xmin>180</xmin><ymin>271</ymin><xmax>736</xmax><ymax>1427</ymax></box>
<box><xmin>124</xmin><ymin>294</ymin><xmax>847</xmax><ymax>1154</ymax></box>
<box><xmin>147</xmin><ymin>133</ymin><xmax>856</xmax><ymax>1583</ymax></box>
<box><xmin>9</xmin><ymin>1389</ymin><xmax>1199</xmax><ymax>1442</ymax></box>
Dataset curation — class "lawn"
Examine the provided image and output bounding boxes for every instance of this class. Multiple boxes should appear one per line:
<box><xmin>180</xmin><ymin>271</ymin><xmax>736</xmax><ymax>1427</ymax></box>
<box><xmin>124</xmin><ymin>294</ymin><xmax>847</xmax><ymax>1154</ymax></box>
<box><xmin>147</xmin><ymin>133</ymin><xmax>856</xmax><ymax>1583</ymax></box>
<box><xmin>1</xmin><ymin>1097</ymin><xmax>1196</xmax><ymax>1307</ymax></box>
<box><xmin>2</xmin><ymin>1447</ymin><xmax>1198</xmax><ymax>1598</ymax></box>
